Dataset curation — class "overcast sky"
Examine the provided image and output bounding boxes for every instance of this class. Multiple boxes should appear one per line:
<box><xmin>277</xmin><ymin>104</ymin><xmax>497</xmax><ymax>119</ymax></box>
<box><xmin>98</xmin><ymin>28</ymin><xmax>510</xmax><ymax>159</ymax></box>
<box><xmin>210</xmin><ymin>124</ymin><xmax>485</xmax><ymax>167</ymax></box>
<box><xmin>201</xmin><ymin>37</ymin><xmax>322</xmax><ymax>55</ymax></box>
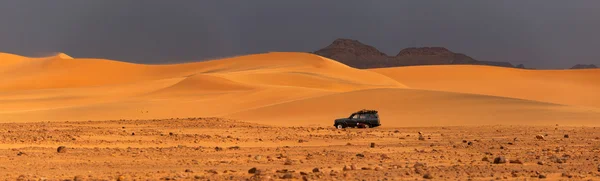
<box><xmin>1</xmin><ymin>1</ymin><xmax>599</xmax><ymax>69</ymax></box>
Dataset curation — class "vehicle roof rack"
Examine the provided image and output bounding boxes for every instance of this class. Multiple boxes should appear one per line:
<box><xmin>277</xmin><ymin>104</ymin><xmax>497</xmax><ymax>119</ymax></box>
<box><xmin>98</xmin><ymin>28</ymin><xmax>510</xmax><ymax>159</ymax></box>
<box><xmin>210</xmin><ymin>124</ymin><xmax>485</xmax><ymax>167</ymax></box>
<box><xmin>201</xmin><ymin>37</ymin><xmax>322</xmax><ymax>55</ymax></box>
<box><xmin>355</xmin><ymin>109</ymin><xmax>378</xmax><ymax>114</ymax></box>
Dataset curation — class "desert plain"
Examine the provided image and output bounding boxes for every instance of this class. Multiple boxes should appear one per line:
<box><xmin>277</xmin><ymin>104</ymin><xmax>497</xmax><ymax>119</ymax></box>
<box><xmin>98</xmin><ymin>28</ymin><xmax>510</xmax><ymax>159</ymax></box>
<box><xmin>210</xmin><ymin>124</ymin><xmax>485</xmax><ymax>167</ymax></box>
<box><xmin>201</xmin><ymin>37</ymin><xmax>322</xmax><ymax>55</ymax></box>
<box><xmin>1</xmin><ymin>52</ymin><xmax>600</xmax><ymax>180</ymax></box>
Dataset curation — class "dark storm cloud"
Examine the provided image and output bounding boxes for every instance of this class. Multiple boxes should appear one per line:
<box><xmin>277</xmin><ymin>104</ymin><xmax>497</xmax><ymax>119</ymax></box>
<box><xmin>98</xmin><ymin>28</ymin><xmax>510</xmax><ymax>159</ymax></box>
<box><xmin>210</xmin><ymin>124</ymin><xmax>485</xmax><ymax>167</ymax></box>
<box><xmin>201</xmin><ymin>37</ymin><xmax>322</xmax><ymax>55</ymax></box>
<box><xmin>0</xmin><ymin>1</ymin><xmax>599</xmax><ymax>68</ymax></box>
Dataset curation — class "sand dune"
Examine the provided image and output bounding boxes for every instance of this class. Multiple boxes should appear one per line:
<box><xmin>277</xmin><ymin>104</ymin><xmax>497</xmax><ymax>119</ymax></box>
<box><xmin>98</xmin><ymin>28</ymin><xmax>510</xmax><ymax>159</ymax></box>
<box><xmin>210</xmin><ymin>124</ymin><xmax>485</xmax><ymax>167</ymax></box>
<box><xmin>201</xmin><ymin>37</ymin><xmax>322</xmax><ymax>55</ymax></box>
<box><xmin>225</xmin><ymin>88</ymin><xmax>600</xmax><ymax>127</ymax></box>
<box><xmin>1</xmin><ymin>51</ymin><xmax>599</xmax><ymax>127</ymax></box>
<box><xmin>372</xmin><ymin>65</ymin><xmax>600</xmax><ymax>108</ymax></box>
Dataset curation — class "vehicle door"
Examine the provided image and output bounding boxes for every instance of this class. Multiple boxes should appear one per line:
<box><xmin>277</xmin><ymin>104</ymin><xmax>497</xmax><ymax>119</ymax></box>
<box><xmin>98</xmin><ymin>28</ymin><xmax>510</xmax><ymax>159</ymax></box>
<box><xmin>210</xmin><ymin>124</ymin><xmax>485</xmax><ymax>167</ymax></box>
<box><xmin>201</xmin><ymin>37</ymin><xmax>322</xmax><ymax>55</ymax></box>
<box><xmin>356</xmin><ymin>113</ymin><xmax>367</xmax><ymax>125</ymax></box>
<box><xmin>347</xmin><ymin>113</ymin><xmax>359</xmax><ymax>126</ymax></box>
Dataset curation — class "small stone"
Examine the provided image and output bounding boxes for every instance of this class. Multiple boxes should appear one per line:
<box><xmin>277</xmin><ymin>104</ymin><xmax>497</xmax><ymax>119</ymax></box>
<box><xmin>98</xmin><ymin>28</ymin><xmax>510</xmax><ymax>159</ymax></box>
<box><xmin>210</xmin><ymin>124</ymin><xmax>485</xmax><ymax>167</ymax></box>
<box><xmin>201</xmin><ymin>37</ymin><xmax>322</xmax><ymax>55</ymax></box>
<box><xmin>73</xmin><ymin>175</ymin><xmax>86</xmax><ymax>181</ymax></box>
<box><xmin>418</xmin><ymin>135</ymin><xmax>425</xmax><ymax>141</ymax></box>
<box><xmin>281</xmin><ymin>173</ymin><xmax>293</xmax><ymax>179</ymax></box>
<box><xmin>493</xmin><ymin>156</ymin><xmax>507</xmax><ymax>164</ymax></box>
<box><xmin>131</xmin><ymin>132</ymin><xmax>135</xmax><ymax>136</ymax></box>
<box><xmin>423</xmin><ymin>173</ymin><xmax>433</xmax><ymax>179</ymax></box>
<box><xmin>539</xmin><ymin>174</ymin><xmax>547</xmax><ymax>179</ymax></box>
<box><xmin>374</xmin><ymin>166</ymin><xmax>383</xmax><ymax>171</ymax></box>
<box><xmin>284</xmin><ymin>159</ymin><xmax>293</xmax><ymax>165</ymax></box>
<box><xmin>537</xmin><ymin>161</ymin><xmax>544</xmax><ymax>165</ymax></box>
<box><xmin>254</xmin><ymin>155</ymin><xmax>262</xmax><ymax>160</ymax></box>
<box><xmin>509</xmin><ymin>159</ymin><xmax>523</xmax><ymax>164</ymax></box>
<box><xmin>57</xmin><ymin>146</ymin><xmax>67</xmax><ymax>153</ymax></box>
<box><xmin>536</xmin><ymin>135</ymin><xmax>545</xmax><ymax>140</ymax></box>
<box><xmin>214</xmin><ymin>147</ymin><xmax>223</xmax><ymax>151</ymax></box>
<box><xmin>356</xmin><ymin>153</ymin><xmax>365</xmax><ymax>158</ymax></box>
<box><xmin>564</xmin><ymin>134</ymin><xmax>569</xmax><ymax>138</ymax></box>
<box><xmin>116</xmin><ymin>175</ymin><xmax>127</xmax><ymax>181</ymax></box>
<box><xmin>312</xmin><ymin>168</ymin><xmax>320</xmax><ymax>173</ymax></box>
<box><xmin>227</xmin><ymin>146</ymin><xmax>240</xmax><ymax>150</ymax></box>
<box><xmin>482</xmin><ymin>157</ymin><xmax>490</xmax><ymax>162</ymax></box>
<box><xmin>343</xmin><ymin>165</ymin><xmax>352</xmax><ymax>171</ymax></box>
<box><xmin>185</xmin><ymin>169</ymin><xmax>193</xmax><ymax>173</ymax></box>
<box><xmin>248</xmin><ymin>167</ymin><xmax>258</xmax><ymax>174</ymax></box>
<box><xmin>370</xmin><ymin>143</ymin><xmax>375</xmax><ymax>148</ymax></box>
<box><xmin>381</xmin><ymin>154</ymin><xmax>390</xmax><ymax>159</ymax></box>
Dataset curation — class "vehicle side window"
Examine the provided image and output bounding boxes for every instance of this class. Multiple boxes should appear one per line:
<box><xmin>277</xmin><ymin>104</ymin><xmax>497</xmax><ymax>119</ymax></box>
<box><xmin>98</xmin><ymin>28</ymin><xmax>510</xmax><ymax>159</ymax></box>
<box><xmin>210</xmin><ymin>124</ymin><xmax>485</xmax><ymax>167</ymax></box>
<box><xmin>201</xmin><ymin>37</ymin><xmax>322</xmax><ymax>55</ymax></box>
<box><xmin>351</xmin><ymin>114</ymin><xmax>358</xmax><ymax>119</ymax></box>
<box><xmin>358</xmin><ymin>114</ymin><xmax>365</xmax><ymax>119</ymax></box>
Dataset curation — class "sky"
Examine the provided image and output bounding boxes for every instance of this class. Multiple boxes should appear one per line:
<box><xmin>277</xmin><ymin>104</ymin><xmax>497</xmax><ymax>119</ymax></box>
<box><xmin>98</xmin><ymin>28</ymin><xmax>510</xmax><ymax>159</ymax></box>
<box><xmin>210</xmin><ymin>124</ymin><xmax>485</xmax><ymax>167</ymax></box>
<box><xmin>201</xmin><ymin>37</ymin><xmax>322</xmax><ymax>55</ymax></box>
<box><xmin>0</xmin><ymin>1</ymin><xmax>599</xmax><ymax>69</ymax></box>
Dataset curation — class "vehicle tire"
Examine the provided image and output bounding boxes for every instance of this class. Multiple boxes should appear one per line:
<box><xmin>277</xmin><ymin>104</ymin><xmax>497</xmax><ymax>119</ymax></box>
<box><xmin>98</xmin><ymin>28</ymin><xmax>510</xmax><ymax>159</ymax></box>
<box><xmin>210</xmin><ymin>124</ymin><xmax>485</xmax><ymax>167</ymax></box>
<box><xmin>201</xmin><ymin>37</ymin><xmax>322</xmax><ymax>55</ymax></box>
<box><xmin>336</xmin><ymin>124</ymin><xmax>345</xmax><ymax>129</ymax></box>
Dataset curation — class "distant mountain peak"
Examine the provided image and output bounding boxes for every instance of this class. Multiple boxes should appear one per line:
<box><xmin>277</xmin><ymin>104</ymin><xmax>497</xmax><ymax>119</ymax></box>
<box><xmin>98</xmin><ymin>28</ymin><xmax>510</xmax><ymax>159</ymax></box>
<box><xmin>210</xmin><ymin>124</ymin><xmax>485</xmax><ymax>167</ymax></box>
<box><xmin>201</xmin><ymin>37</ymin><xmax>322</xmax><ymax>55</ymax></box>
<box><xmin>396</xmin><ymin>47</ymin><xmax>453</xmax><ymax>56</ymax></box>
<box><xmin>313</xmin><ymin>38</ymin><xmax>521</xmax><ymax>69</ymax></box>
<box><xmin>318</xmin><ymin>38</ymin><xmax>387</xmax><ymax>57</ymax></box>
<box><xmin>570</xmin><ymin>64</ymin><xmax>597</xmax><ymax>69</ymax></box>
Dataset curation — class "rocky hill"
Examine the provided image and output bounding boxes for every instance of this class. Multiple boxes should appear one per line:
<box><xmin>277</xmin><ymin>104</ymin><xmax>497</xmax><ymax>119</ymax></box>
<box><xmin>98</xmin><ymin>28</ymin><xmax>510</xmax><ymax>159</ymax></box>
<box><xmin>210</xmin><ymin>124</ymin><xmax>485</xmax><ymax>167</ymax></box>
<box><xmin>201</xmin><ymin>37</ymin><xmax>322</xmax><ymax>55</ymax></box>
<box><xmin>570</xmin><ymin>64</ymin><xmax>597</xmax><ymax>69</ymax></box>
<box><xmin>313</xmin><ymin>38</ymin><xmax>524</xmax><ymax>69</ymax></box>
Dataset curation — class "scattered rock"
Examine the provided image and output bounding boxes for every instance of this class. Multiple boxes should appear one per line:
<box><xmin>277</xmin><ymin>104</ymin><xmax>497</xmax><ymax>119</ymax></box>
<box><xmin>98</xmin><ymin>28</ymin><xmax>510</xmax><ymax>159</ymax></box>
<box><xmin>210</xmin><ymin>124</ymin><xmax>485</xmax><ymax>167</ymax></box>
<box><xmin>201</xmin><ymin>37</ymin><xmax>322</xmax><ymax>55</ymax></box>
<box><xmin>312</xmin><ymin>168</ymin><xmax>320</xmax><ymax>173</ymax></box>
<box><xmin>214</xmin><ymin>147</ymin><xmax>223</xmax><ymax>151</ymax></box>
<box><xmin>370</xmin><ymin>142</ymin><xmax>375</xmax><ymax>148</ymax></box>
<box><xmin>482</xmin><ymin>157</ymin><xmax>490</xmax><ymax>162</ymax></box>
<box><xmin>57</xmin><ymin>146</ymin><xmax>67</xmax><ymax>153</ymax></box>
<box><xmin>343</xmin><ymin>165</ymin><xmax>352</xmax><ymax>171</ymax></box>
<box><xmin>280</xmin><ymin>173</ymin><xmax>293</xmax><ymax>179</ymax></box>
<box><xmin>380</xmin><ymin>154</ymin><xmax>390</xmax><ymax>159</ymax></box>
<box><xmin>17</xmin><ymin>152</ymin><xmax>24</xmax><ymax>156</ymax></box>
<box><xmin>116</xmin><ymin>175</ymin><xmax>127</xmax><ymax>181</ymax></box>
<box><xmin>418</xmin><ymin>135</ymin><xmax>425</xmax><ymax>141</ymax></box>
<box><xmin>356</xmin><ymin>153</ymin><xmax>365</xmax><ymax>158</ymax></box>
<box><xmin>539</xmin><ymin>174</ymin><xmax>547</xmax><ymax>179</ymax></box>
<box><xmin>73</xmin><ymin>175</ymin><xmax>86</xmax><ymax>181</ymax></box>
<box><xmin>227</xmin><ymin>146</ymin><xmax>240</xmax><ymax>150</ymax></box>
<box><xmin>561</xmin><ymin>173</ymin><xmax>573</xmax><ymax>178</ymax></box>
<box><xmin>298</xmin><ymin>139</ymin><xmax>307</xmax><ymax>143</ymax></box>
<box><xmin>284</xmin><ymin>159</ymin><xmax>293</xmax><ymax>165</ymax></box>
<box><xmin>537</xmin><ymin>161</ymin><xmax>544</xmax><ymax>165</ymax></box>
<box><xmin>564</xmin><ymin>134</ymin><xmax>569</xmax><ymax>138</ymax></box>
<box><xmin>248</xmin><ymin>167</ymin><xmax>258</xmax><ymax>174</ymax></box>
<box><xmin>493</xmin><ymin>156</ymin><xmax>507</xmax><ymax>164</ymax></box>
<box><xmin>185</xmin><ymin>169</ymin><xmax>193</xmax><ymax>173</ymax></box>
<box><xmin>423</xmin><ymin>173</ymin><xmax>433</xmax><ymax>179</ymax></box>
<box><xmin>535</xmin><ymin>135</ymin><xmax>545</xmax><ymax>140</ymax></box>
<box><xmin>254</xmin><ymin>155</ymin><xmax>262</xmax><ymax>160</ymax></box>
<box><xmin>509</xmin><ymin>159</ymin><xmax>523</xmax><ymax>164</ymax></box>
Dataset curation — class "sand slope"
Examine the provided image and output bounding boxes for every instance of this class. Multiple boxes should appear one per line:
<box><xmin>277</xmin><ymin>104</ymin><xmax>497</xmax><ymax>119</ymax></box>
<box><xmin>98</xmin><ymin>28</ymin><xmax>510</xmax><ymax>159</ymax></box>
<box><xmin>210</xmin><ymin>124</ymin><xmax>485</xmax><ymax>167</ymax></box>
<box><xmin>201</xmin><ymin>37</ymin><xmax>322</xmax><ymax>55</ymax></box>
<box><xmin>372</xmin><ymin>65</ymin><xmax>600</xmax><ymax>108</ymax></box>
<box><xmin>1</xmin><ymin>52</ymin><xmax>599</xmax><ymax>126</ymax></box>
<box><xmin>225</xmin><ymin>88</ymin><xmax>600</xmax><ymax>127</ymax></box>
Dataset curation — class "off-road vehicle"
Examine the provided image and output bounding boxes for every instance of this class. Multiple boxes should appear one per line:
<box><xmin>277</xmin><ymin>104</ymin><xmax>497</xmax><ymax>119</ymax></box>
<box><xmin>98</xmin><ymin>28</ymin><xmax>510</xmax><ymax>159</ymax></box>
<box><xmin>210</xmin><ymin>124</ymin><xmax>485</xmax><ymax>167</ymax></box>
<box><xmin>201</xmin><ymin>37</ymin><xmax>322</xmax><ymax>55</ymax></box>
<box><xmin>333</xmin><ymin>109</ymin><xmax>381</xmax><ymax>129</ymax></box>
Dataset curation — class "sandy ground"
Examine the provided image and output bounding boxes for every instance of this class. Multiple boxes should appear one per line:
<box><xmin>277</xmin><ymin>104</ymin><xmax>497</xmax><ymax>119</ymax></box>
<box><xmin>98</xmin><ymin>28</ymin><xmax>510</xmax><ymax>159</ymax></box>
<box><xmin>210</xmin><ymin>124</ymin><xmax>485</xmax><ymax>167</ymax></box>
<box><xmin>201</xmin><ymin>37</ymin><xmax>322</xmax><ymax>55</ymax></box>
<box><xmin>2</xmin><ymin>118</ymin><xmax>600</xmax><ymax>180</ymax></box>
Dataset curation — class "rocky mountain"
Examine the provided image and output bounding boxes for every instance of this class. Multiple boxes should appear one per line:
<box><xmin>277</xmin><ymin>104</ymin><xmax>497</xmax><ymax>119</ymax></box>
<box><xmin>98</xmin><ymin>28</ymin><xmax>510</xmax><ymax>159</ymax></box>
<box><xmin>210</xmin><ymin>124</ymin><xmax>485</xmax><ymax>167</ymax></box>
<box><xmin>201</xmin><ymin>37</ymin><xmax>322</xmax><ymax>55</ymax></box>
<box><xmin>313</xmin><ymin>38</ymin><xmax>524</xmax><ymax>69</ymax></box>
<box><xmin>570</xmin><ymin>64</ymin><xmax>597</xmax><ymax>69</ymax></box>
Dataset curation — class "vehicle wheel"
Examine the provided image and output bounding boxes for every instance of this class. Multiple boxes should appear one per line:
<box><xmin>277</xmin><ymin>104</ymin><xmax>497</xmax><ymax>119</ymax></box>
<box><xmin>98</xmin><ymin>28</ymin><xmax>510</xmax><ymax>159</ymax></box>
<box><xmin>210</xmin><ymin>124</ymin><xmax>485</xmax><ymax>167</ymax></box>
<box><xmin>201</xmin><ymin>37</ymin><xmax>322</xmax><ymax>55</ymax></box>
<box><xmin>336</xmin><ymin>124</ymin><xmax>344</xmax><ymax>129</ymax></box>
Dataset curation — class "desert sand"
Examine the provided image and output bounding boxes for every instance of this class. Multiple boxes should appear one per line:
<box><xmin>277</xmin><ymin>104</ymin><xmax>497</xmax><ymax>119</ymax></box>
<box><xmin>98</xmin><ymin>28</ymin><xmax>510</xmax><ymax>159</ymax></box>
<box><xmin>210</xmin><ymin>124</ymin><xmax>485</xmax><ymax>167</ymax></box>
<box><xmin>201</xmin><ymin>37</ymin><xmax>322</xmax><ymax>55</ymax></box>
<box><xmin>1</xmin><ymin>52</ymin><xmax>600</xmax><ymax>180</ymax></box>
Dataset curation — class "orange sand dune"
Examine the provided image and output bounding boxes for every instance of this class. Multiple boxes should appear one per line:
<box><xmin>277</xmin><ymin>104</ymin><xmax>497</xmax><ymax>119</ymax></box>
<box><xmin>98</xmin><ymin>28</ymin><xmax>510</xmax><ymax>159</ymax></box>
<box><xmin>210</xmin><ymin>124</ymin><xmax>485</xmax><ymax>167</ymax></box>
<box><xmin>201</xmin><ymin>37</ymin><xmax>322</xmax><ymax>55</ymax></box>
<box><xmin>371</xmin><ymin>65</ymin><xmax>600</xmax><ymax>108</ymax></box>
<box><xmin>1</xmin><ymin>51</ymin><xmax>599</xmax><ymax>127</ymax></box>
<box><xmin>225</xmin><ymin>88</ymin><xmax>600</xmax><ymax>127</ymax></box>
